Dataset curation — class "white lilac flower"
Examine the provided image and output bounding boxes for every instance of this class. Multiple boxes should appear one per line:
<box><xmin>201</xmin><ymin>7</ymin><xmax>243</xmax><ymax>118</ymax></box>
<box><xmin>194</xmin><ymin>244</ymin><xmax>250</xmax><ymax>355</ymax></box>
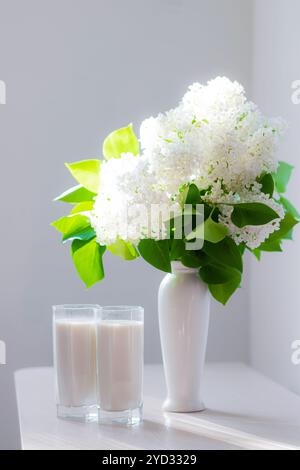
<box><xmin>207</xmin><ymin>186</ymin><xmax>285</xmax><ymax>249</ymax></box>
<box><xmin>140</xmin><ymin>77</ymin><xmax>284</xmax><ymax>195</ymax></box>
<box><xmin>91</xmin><ymin>153</ymin><xmax>180</xmax><ymax>245</ymax></box>
<box><xmin>92</xmin><ymin>77</ymin><xmax>285</xmax><ymax>248</ymax></box>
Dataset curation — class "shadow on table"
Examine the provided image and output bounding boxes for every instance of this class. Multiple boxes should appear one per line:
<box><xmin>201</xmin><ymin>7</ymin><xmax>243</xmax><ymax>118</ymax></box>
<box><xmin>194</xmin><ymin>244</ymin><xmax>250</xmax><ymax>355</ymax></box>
<box><xmin>140</xmin><ymin>397</ymin><xmax>297</xmax><ymax>450</ymax></box>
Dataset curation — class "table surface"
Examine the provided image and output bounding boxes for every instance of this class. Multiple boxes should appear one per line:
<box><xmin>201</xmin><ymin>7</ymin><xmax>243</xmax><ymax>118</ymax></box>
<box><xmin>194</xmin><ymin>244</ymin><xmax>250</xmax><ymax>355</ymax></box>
<box><xmin>15</xmin><ymin>363</ymin><xmax>300</xmax><ymax>450</ymax></box>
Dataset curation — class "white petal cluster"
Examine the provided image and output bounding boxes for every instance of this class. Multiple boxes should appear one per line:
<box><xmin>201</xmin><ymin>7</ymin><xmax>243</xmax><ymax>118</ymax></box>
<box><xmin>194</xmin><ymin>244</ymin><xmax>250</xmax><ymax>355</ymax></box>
<box><xmin>91</xmin><ymin>153</ymin><xmax>180</xmax><ymax>245</ymax></box>
<box><xmin>204</xmin><ymin>181</ymin><xmax>284</xmax><ymax>249</ymax></box>
<box><xmin>219</xmin><ymin>199</ymin><xmax>283</xmax><ymax>250</ymax></box>
<box><xmin>140</xmin><ymin>77</ymin><xmax>284</xmax><ymax>194</ymax></box>
<box><xmin>92</xmin><ymin>77</ymin><xmax>285</xmax><ymax>248</ymax></box>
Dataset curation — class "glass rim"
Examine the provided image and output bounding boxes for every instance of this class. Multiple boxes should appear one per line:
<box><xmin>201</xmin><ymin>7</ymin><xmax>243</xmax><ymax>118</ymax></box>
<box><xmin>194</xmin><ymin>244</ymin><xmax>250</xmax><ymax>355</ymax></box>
<box><xmin>100</xmin><ymin>305</ymin><xmax>144</xmax><ymax>313</ymax></box>
<box><xmin>52</xmin><ymin>304</ymin><xmax>101</xmax><ymax>311</ymax></box>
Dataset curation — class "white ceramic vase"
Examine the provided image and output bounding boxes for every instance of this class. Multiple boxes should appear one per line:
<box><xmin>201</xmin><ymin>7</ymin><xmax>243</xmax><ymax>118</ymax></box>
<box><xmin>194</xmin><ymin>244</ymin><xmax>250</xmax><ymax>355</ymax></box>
<box><xmin>158</xmin><ymin>261</ymin><xmax>210</xmax><ymax>412</ymax></box>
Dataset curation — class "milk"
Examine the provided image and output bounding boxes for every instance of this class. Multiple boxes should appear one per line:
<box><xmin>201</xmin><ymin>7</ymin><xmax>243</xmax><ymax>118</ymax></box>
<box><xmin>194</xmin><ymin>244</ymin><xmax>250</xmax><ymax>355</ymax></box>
<box><xmin>97</xmin><ymin>320</ymin><xmax>144</xmax><ymax>411</ymax></box>
<box><xmin>54</xmin><ymin>319</ymin><xmax>97</xmax><ymax>407</ymax></box>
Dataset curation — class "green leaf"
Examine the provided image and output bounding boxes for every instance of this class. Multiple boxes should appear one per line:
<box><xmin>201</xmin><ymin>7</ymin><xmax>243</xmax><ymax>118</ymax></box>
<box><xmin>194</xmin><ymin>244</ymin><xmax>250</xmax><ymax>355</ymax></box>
<box><xmin>51</xmin><ymin>214</ymin><xmax>90</xmax><ymax>236</ymax></box>
<box><xmin>203</xmin><ymin>238</ymin><xmax>243</xmax><ymax>272</ymax></box>
<box><xmin>251</xmin><ymin>248</ymin><xmax>261</xmax><ymax>261</ymax></box>
<box><xmin>200</xmin><ymin>264</ymin><xmax>241</xmax><ymax>285</ymax></box>
<box><xmin>138</xmin><ymin>239</ymin><xmax>171</xmax><ymax>273</ymax></box>
<box><xmin>71</xmin><ymin>239</ymin><xmax>105</xmax><ymax>288</ymax></box>
<box><xmin>273</xmin><ymin>161</ymin><xmax>294</xmax><ymax>194</ymax></box>
<box><xmin>204</xmin><ymin>218</ymin><xmax>228</xmax><ymax>243</ymax></box>
<box><xmin>170</xmin><ymin>239</ymin><xmax>185</xmax><ymax>260</ymax></box>
<box><xmin>259</xmin><ymin>239</ymin><xmax>282</xmax><ymax>252</ymax></box>
<box><xmin>54</xmin><ymin>184</ymin><xmax>96</xmax><ymax>203</ymax></box>
<box><xmin>108</xmin><ymin>238</ymin><xmax>139</xmax><ymax>260</ymax></box>
<box><xmin>184</xmin><ymin>183</ymin><xmax>202</xmax><ymax>205</ymax></box>
<box><xmin>62</xmin><ymin>228</ymin><xmax>95</xmax><ymax>243</ymax></box>
<box><xmin>186</xmin><ymin>216</ymin><xmax>228</xmax><ymax>244</ymax></box>
<box><xmin>265</xmin><ymin>212</ymin><xmax>298</xmax><ymax>243</ymax></box>
<box><xmin>70</xmin><ymin>201</ymin><xmax>94</xmax><ymax>214</ymax></box>
<box><xmin>65</xmin><ymin>160</ymin><xmax>101</xmax><ymax>193</ymax></box>
<box><xmin>231</xmin><ymin>203</ymin><xmax>279</xmax><ymax>228</ymax></box>
<box><xmin>209</xmin><ymin>278</ymin><xmax>241</xmax><ymax>305</ymax></box>
<box><xmin>239</xmin><ymin>243</ymin><xmax>246</xmax><ymax>255</ymax></box>
<box><xmin>178</xmin><ymin>184</ymin><xmax>189</xmax><ymax>207</ymax></box>
<box><xmin>257</xmin><ymin>173</ymin><xmax>274</xmax><ymax>197</ymax></box>
<box><xmin>103</xmin><ymin>124</ymin><xmax>139</xmax><ymax>160</ymax></box>
<box><xmin>181</xmin><ymin>251</ymin><xmax>209</xmax><ymax>268</ymax></box>
<box><xmin>280</xmin><ymin>196</ymin><xmax>300</xmax><ymax>219</ymax></box>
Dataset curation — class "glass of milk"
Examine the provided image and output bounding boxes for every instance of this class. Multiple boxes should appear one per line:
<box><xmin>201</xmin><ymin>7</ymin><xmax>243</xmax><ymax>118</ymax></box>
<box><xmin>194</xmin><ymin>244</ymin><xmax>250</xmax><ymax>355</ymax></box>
<box><xmin>53</xmin><ymin>304</ymin><xmax>100</xmax><ymax>422</ymax></box>
<box><xmin>96</xmin><ymin>306</ymin><xmax>144</xmax><ymax>425</ymax></box>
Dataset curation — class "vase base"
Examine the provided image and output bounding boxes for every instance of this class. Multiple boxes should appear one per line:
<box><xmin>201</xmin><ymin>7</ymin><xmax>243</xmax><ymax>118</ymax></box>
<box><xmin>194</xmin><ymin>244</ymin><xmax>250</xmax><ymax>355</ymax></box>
<box><xmin>163</xmin><ymin>399</ymin><xmax>206</xmax><ymax>413</ymax></box>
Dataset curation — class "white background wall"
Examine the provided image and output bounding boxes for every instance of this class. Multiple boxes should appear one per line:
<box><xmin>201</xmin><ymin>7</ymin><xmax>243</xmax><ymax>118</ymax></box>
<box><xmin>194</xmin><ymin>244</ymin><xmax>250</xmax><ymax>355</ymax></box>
<box><xmin>3</xmin><ymin>0</ymin><xmax>293</xmax><ymax>450</ymax></box>
<box><xmin>250</xmin><ymin>0</ymin><xmax>300</xmax><ymax>395</ymax></box>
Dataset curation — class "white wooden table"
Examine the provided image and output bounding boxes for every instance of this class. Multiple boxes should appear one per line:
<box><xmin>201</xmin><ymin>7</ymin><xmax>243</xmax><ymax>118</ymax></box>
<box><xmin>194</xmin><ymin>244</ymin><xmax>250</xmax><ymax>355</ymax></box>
<box><xmin>15</xmin><ymin>363</ymin><xmax>300</xmax><ymax>450</ymax></box>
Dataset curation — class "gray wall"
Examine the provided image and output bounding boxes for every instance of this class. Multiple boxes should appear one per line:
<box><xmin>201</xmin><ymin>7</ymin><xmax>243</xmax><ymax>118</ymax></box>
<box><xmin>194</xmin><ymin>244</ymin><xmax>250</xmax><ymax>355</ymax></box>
<box><xmin>0</xmin><ymin>0</ymin><xmax>253</xmax><ymax>449</ymax></box>
<box><xmin>250</xmin><ymin>0</ymin><xmax>300</xmax><ymax>395</ymax></box>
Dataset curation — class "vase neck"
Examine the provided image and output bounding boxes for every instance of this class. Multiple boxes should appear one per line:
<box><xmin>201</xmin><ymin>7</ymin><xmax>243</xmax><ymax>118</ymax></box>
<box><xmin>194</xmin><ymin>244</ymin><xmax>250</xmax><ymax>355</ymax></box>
<box><xmin>171</xmin><ymin>261</ymin><xmax>198</xmax><ymax>274</ymax></box>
